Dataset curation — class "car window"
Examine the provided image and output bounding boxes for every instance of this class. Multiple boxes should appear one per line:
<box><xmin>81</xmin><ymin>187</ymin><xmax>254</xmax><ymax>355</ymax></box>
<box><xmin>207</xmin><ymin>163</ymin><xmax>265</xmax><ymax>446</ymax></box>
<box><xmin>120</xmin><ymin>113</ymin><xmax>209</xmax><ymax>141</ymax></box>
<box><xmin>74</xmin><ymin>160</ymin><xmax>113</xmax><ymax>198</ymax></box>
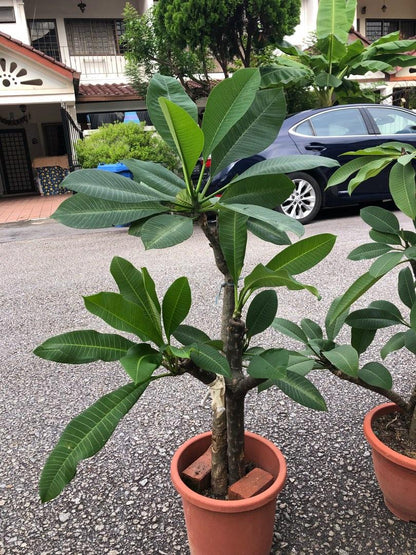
<box><xmin>294</xmin><ymin>119</ymin><xmax>314</xmax><ymax>136</ymax></box>
<box><xmin>308</xmin><ymin>108</ymin><xmax>368</xmax><ymax>137</ymax></box>
<box><xmin>367</xmin><ymin>107</ymin><xmax>416</xmax><ymax>135</ymax></box>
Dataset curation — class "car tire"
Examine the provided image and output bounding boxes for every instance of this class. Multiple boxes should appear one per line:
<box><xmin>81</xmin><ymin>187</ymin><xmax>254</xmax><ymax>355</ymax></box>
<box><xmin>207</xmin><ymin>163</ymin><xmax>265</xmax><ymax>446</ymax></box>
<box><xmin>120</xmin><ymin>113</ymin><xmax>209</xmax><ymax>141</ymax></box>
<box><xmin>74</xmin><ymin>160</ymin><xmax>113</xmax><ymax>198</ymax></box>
<box><xmin>278</xmin><ymin>172</ymin><xmax>322</xmax><ymax>224</ymax></box>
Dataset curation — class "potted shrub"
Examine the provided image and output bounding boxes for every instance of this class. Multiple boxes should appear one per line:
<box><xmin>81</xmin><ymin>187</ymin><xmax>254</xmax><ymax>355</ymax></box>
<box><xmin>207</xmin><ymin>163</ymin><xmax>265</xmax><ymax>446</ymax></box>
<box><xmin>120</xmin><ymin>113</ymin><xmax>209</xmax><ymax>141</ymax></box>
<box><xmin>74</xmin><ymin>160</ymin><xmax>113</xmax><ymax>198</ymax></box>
<box><xmin>34</xmin><ymin>69</ymin><xmax>338</xmax><ymax>553</ymax></box>
<box><xmin>272</xmin><ymin>141</ymin><xmax>416</xmax><ymax>521</ymax></box>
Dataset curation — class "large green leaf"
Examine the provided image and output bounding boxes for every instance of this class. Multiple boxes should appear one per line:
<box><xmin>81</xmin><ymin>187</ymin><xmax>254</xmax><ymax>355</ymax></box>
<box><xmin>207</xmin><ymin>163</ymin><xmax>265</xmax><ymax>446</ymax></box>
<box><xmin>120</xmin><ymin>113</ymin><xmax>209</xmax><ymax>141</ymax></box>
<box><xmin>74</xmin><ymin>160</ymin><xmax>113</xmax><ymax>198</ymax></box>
<box><xmin>368</xmin><ymin>251</ymin><xmax>403</xmax><ymax>278</ymax></box>
<box><xmin>158</xmin><ymin>98</ymin><xmax>204</xmax><ymax>178</ymax></box>
<box><xmin>34</xmin><ymin>330</ymin><xmax>135</xmax><ymax>364</ymax></box>
<box><xmin>246</xmin><ymin>219</ymin><xmax>290</xmax><ymax>246</ymax></box>
<box><xmin>237</xmin><ymin>156</ymin><xmax>339</xmax><ymax>177</ymax></box>
<box><xmin>122</xmin><ymin>159</ymin><xmax>185</xmax><ymax>196</ymax></box>
<box><xmin>60</xmin><ymin>169</ymin><xmax>174</xmax><ymax>203</ymax></box>
<box><xmin>272</xmin><ymin>318</ymin><xmax>309</xmax><ymax>344</ymax></box>
<box><xmin>380</xmin><ymin>332</ymin><xmax>406</xmax><ymax>359</ymax></box>
<box><xmin>110</xmin><ymin>258</ymin><xmax>161</xmax><ymax>335</ymax></box>
<box><xmin>39</xmin><ymin>381</ymin><xmax>149</xmax><ymax>502</ymax></box>
<box><xmin>146</xmin><ymin>74</ymin><xmax>198</xmax><ymax>151</ymax></box>
<box><xmin>243</xmin><ymin>264</ymin><xmax>319</xmax><ymax>298</ymax></box>
<box><xmin>218</xmin><ymin>209</ymin><xmax>247</xmax><ymax>285</ymax></box>
<box><xmin>327</xmin><ymin>156</ymin><xmax>385</xmax><ymax>188</ymax></box>
<box><xmin>220</xmin><ymin>173</ymin><xmax>294</xmax><ymax>208</ymax></box>
<box><xmin>222</xmin><ymin>203</ymin><xmax>304</xmax><ymax>237</ymax></box>
<box><xmin>398</xmin><ymin>267</ymin><xmax>416</xmax><ymax>309</ymax></box>
<box><xmin>274</xmin><ymin>371</ymin><xmax>327</xmax><ymax>411</ymax></box>
<box><xmin>247</xmin><ymin>349</ymin><xmax>288</xmax><ymax>380</ymax></box>
<box><xmin>120</xmin><ymin>344</ymin><xmax>162</xmax><ymax>384</ymax></box>
<box><xmin>359</xmin><ymin>362</ymin><xmax>392</xmax><ymax>390</ymax></box>
<box><xmin>369</xmin><ymin>300</ymin><xmax>403</xmax><ymax>320</ymax></box>
<box><xmin>301</xmin><ymin>319</ymin><xmax>323</xmax><ymax>340</ymax></box>
<box><xmin>346</xmin><ymin>308</ymin><xmax>401</xmax><ymax>330</ymax></box>
<box><xmin>360</xmin><ymin>206</ymin><xmax>400</xmax><ymax>234</ymax></box>
<box><xmin>348</xmin><ymin>243</ymin><xmax>392</xmax><ymax>261</ymax></box>
<box><xmin>322</xmin><ymin>345</ymin><xmax>359</xmax><ymax>377</ymax></box>
<box><xmin>328</xmin><ymin>272</ymin><xmax>382</xmax><ymax>324</ymax></box>
<box><xmin>325</xmin><ymin>296</ymin><xmax>348</xmax><ymax>341</ymax></box>
<box><xmin>84</xmin><ymin>292</ymin><xmax>162</xmax><ymax>345</ymax></box>
<box><xmin>348</xmin><ymin>159</ymin><xmax>393</xmax><ymax>195</ymax></box>
<box><xmin>162</xmin><ymin>277</ymin><xmax>191</xmax><ymax>339</ymax></box>
<box><xmin>246</xmin><ymin>290</ymin><xmax>278</xmax><ymax>339</ymax></box>
<box><xmin>351</xmin><ymin>328</ymin><xmax>376</xmax><ymax>355</ymax></box>
<box><xmin>211</xmin><ymin>87</ymin><xmax>286</xmax><ymax>176</ymax></box>
<box><xmin>267</xmin><ymin>234</ymin><xmax>336</xmax><ymax>275</ymax></box>
<box><xmin>141</xmin><ymin>214</ymin><xmax>194</xmax><ymax>249</ymax></box>
<box><xmin>190</xmin><ymin>344</ymin><xmax>231</xmax><ymax>378</ymax></box>
<box><xmin>52</xmin><ymin>194</ymin><xmax>168</xmax><ymax>229</ymax></box>
<box><xmin>389</xmin><ymin>161</ymin><xmax>416</xmax><ymax>219</ymax></box>
<box><xmin>173</xmin><ymin>325</ymin><xmax>212</xmax><ymax>346</ymax></box>
<box><xmin>202</xmin><ymin>68</ymin><xmax>260</xmax><ymax>159</ymax></box>
<box><xmin>369</xmin><ymin>229</ymin><xmax>402</xmax><ymax>246</ymax></box>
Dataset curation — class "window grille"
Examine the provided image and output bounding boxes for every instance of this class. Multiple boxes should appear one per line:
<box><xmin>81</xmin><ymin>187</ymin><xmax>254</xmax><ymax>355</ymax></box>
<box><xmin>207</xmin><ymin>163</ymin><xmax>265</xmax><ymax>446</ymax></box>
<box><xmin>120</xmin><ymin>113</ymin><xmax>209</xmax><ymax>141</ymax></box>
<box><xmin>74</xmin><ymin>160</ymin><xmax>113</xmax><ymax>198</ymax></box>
<box><xmin>28</xmin><ymin>20</ymin><xmax>61</xmax><ymax>61</ymax></box>
<box><xmin>65</xmin><ymin>19</ymin><xmax>125</xmax><ymax>56</ymax></box>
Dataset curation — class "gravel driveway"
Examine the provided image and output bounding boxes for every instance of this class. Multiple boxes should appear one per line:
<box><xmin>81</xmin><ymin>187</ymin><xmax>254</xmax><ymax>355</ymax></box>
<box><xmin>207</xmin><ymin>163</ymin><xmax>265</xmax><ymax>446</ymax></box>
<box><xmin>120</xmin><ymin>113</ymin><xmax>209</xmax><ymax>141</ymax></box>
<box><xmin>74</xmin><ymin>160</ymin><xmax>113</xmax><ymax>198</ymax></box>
<box><xmin>1</xmin><ymin>206</ymin><xmax>415</xmax><ymax>554</ymax></box>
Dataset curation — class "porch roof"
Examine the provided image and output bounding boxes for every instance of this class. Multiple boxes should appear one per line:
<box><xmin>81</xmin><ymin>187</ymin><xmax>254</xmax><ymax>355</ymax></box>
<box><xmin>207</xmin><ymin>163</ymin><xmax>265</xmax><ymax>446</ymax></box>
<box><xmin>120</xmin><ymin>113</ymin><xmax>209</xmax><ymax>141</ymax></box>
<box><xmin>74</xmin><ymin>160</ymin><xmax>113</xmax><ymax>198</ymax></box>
<box><xmin>77</xmin><ymin>83</ymin><xmax>142</xmax><ymax>102</ymax></box>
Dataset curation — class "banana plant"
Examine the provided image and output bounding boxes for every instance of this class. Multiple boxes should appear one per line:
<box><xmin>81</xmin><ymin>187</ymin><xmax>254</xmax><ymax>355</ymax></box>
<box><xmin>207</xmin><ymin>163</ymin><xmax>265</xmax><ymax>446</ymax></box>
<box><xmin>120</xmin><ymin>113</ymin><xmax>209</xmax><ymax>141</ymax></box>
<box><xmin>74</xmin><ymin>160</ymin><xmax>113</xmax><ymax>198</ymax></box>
<box><xmin>35</xmin><ymin>68</ymin><xmax>339</xmax><ymax>501</ymax></box>
<box><xmin>270</xmin><ymin>0</ymin><xmax>416</xmax><ymax>107</ymax></box>
<box><xmin>273</xmin><ymin>141</ymin><xmax>416</xmax><ymax>446</ymax></box>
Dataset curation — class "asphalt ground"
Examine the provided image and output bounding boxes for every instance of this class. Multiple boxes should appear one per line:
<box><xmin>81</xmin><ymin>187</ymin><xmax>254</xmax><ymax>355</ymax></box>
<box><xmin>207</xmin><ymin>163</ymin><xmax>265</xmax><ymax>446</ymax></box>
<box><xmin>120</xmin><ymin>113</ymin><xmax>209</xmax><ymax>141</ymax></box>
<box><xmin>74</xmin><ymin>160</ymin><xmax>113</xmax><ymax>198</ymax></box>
<box><xmin>1</xmin><ymin>204</ymin><xmax>416</xmax><ymax>554</ymax></box>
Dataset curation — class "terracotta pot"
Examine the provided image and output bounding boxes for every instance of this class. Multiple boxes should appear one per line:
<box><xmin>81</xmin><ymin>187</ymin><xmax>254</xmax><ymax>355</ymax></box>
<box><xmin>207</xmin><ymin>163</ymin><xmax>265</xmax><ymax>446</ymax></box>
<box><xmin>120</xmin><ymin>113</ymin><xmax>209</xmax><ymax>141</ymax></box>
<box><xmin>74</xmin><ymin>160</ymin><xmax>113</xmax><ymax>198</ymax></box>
<box><xmin>363</xmin><ymin>403</ymin><xmax>416</xmax><ymax>522</ymax></box>
<box><xmin>170</xmin><ymin>431</ymin><xmax>287</xmax><ymax>555</ymax></box>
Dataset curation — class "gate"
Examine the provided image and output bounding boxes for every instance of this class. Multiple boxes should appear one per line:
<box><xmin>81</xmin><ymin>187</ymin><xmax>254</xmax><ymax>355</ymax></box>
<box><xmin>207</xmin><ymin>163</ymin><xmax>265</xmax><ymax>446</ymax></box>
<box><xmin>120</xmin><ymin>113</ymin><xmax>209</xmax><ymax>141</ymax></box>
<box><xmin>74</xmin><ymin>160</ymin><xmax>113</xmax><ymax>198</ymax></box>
<box><xmin>0</xmin><ymin>129</ymin><xmax>36</xmax><ymax>195</ymax></box>
<box><xmin>60</xmin><ymin>107</ymin><xmax>83</xmax><ymax>171</ymax></box>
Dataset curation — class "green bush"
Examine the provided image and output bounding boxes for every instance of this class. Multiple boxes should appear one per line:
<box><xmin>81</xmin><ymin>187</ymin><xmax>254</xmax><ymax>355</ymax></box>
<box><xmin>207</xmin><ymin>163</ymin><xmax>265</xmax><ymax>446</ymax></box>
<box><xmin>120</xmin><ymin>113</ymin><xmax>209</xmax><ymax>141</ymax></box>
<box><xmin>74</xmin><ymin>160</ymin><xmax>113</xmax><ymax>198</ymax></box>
<box><xmin>75</xmin><ymin>122</ymin><xmax>179</xmax><ymax>170</ymax></box>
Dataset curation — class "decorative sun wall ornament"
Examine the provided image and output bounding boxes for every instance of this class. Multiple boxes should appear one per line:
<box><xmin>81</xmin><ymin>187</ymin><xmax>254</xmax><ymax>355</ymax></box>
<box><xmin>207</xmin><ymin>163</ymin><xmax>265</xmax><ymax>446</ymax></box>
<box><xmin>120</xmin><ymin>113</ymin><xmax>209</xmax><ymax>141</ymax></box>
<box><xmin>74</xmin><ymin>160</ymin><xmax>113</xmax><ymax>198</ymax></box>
<box><xmin>0</xmin><ymin>58</ymin><xmax>43</xmax><ymax>88</ymax></box>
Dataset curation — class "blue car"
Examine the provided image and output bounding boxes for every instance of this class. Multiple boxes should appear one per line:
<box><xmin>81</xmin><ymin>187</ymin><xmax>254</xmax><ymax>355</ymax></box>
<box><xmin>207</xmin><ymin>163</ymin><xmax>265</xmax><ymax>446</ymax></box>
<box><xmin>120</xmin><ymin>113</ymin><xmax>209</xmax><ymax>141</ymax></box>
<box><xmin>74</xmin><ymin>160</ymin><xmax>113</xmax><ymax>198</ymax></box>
<box><xmin>210</xmin><ymin>104</ymin><xmax>416</xmax><ymax>223</ymax></box>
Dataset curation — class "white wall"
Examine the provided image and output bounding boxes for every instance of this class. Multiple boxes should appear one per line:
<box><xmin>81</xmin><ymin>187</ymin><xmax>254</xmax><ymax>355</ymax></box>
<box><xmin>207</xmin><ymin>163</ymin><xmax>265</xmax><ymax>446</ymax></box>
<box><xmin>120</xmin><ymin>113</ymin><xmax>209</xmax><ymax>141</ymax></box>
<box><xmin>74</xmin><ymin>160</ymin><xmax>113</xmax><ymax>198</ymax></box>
<box><xmin>0</xmin><ymin>0</ymin><xmax>30</xmax><ymax>43</ymax></box>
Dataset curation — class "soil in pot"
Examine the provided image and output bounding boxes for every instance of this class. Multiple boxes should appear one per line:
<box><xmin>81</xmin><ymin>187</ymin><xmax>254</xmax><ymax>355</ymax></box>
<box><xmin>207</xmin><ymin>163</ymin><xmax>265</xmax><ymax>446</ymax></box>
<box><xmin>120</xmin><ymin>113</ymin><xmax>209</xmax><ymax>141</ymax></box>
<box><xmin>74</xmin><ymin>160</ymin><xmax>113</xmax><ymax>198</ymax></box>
<box><xmin>373</xmin><ymin>412</ymin><xmax>416</xmax><ymax>460</ymax></box>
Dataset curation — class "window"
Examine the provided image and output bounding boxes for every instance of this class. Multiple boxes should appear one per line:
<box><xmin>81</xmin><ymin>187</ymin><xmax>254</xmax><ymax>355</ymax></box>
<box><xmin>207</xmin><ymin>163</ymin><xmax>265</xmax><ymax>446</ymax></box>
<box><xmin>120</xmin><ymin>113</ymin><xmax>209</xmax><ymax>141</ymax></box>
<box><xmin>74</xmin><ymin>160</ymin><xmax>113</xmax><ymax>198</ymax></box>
<box><xmin>366</xmin><ymin>19</ymin><xmax>416</xmax><ymax>42</ymax></box>
<box><xmin>65</xmin><ymin>19</ymin><xmax>125</xmax><ymax>56</ymax></box>
<box><xmin>28</xmin><ymin>20</ymin><xmax>60</xmax><ymax>61</ymax></box>
<box><xmin>295</xmin><ymin>108</ymin><xmax>368</xmax><ymax>137</ymax></box>
<box><xmin>367</xmin><ymin>107</ymin><xmax>416</xmax><ymax>135</ymax></box>
<box><xmin>0</xmin><ymin>7</ymin><xmax>15</xmax><ymax>23</ymax></box>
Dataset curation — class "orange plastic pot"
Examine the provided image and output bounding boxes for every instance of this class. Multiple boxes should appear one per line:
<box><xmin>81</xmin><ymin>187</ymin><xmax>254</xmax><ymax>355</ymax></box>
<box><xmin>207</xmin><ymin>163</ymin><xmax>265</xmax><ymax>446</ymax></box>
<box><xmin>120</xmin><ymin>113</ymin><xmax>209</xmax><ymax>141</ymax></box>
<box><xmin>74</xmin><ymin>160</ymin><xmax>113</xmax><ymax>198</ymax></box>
<box><xmin>363</xmin><ymin>403</ymin><xmax>416</xmax><ymax>522</ymax></box>
<box><xmin>170</xmin><ymin>430</ymin><xmax>287</xmax><ymax>555</ymax></box>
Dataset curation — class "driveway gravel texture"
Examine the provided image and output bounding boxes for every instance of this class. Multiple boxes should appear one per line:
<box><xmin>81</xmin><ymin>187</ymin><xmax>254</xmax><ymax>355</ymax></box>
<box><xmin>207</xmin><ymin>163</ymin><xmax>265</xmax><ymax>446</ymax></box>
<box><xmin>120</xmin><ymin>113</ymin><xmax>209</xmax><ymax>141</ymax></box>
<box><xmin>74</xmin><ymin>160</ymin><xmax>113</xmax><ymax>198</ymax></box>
<box><xmin>1</xmin><ymin>206</ymin><xmax>416</xmax><ymax>555</ymax></box>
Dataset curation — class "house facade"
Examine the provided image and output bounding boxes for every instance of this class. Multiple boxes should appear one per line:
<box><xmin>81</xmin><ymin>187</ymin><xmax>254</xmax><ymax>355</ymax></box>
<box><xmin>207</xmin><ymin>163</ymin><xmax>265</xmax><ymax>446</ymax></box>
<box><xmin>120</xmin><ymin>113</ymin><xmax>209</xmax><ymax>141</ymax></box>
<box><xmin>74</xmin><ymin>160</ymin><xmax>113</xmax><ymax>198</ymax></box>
<box><xmin>0</xmin><ymin>0</ymin><xmax>415</xmax><ymax>197</ymax></box>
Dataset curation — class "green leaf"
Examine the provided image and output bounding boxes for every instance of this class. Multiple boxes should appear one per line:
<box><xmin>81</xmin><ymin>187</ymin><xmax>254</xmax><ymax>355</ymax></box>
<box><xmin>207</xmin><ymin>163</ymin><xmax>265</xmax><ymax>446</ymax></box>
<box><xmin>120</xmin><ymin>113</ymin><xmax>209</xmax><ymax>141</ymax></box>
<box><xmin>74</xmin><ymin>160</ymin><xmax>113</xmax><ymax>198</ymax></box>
<box><xmin>61</xmin><ymin>169</ymin><xmax>174</xmax><ymax>203</ymax></box>
<box><xmin>348</xmin><ymin>159</ymin><xmax>392</xmax><ymax>195</ymax></box>
<box><xmin>348</xmin><ymin>243</ymin><xmax>392</xmax><ymax>260</ymax></box>
<box><xmin>110</xmin><ymin>258</ymin><xmax>162</xmax><ymax>338</ymax></box>
<box><xmin>146</xmin><ymin>74</ymin><xmax>198</xmax><ymax>151</ymax></box>
<box><xmin>328</xmin><ymin>272</ymin><xmax>382</xmax><ymax>324</ymax></box>
<box><xmin>243</xmin><ymin>265</ymin><xmax>319</xmax><ymax>298</ymax></box>
<box><xmin>389</xmin><ymin>161</ymin><xmax>416</xmax><ymax>219</ymax></box>
<box><xmin>162</xmin><ymin>277</ymin><xmax>191</xmax><ymax>339</ymax></box>
<box><xmin>220</xmin><ymin>172</ymin><xmax>294</xmax><ymax>208</ymax></box>
<box><xmin>246</xmin><ymin>290</ymin><xmax>278</xmax><ymax>339</ymax></box>
<box><xmin>369</xmin><ymin>229</ymin><xmax>402</xmax><ymax>246</ymax></box>
<box><xmin>286</xmin><ymin>357</ymin><xmax>316</xmax><ymax>377</ymax></box>
<box><xmin>272</xmin><ymin>318</ymin><xmax>309</xmax><ymax>344</ymax></box>
<box><xmin>84</xmin><ymin>292</ymin><xmax>162</xmax><ymax>345</ymax></box>
<box><xmin>398</xmin><ymin>267</ymin><xmax>416</xmax><ymax>309</ymax></box>
<box><xmin>158</xmin><ymin>98</ymin><xmax>203</xmax><ymax>178</ymax></box>
<box><xmin>122</xmin><ymin>159</ymin><xmax>186</xmax><ymax>196</ymax></box>
<box><xmin>325</xmin><ymin>296</ymin><xmax>349</xmax><ymax>341</ymax></box>
<box><xmin>34</xmin><ymin>331</ymin><xmax>135</xmax><ymax>364</ymax></box>
<box><xmin>218</xmin><ymin>209</ymin><xmax>247</xmax><ymax>285</ymax></box>
<box><xmin>222</xmin><ymin>203</ymin><xmax>304</xmax><ymax>237</ymax></box>
<box><xmin>39</xmin><ymin>381</ymin><xmax>150</xmax><ymax>502</ymax></box>
<box><xmin>369</xmin><ymin>300</ymin><xmax>403</xmax><ymax>320</ymax></box>
<box><xmin>141</xmin><ymin>214</ymin><xmax>193</xmax><ymax>249</ymax></box>
<box><xmin>322</xmin><ymin>345</ymin><xmax>359</xmax><ymax>377</ymax></box>
<box><xmin>346</xmin><ymin>308</ymin><xmax>401</xmax><ymax>330</ymax></box>
<box><xmin>274</xmin><ymin>371</ymin><xmax>327</xmax><ymax>411</ymax></box>
<box><xmin>52</xmin><ymin>194</ymin><xmax>168</xmax><ymax>229</ymax></box>
<box><xmin>380</xmin><ymin>332</ymin><xmax>406</xmax><ymax>359</ymax></box>
<box><xmin>211</xmin><ymin>87</ymin><xmax>286</xmax><ymax>176</ymax></box>
<box><xmin>173</xmin><ymin>325</ymin><xmax>212</xmax><ymax>346</ymax></box>
<box><xmin>300</xmin><ymin>319</ymin><xmax>323</xmax><ymax>340</ymax></box>
<box><xmin>405</xmin><ymin>329</ymin><xmax>416</xmax><ymax>354</ymax></box>
<box><xmin>267</xmin><ymin>234</ymin><xmax>336</xmax><ymax>275</ymax></box>
<box><xmin>351</xmin><ymin>328</ymin><xmax>376</xmax><ymax>355</ymax></box>
<box><xmin>242</xmin><ymin>155</ymin><xmax>338</xmax><ymax>177</ymax></box>
<box><xmin>247</xmin><ymin>349</ymin><xmax>289</xmax><ymax>380</ymax></box>
<box><xmin>202</xmin><ymin>68</ymin><xmax>260</xmax><ymax>159</ymax></box>
<box><xmin>359</xmin><ymin>362</ymin><xmax>392</xmax><ymax>390</ymax></box>
<box><xmin>190</xmin><ymin>344</ymin><xmax>231</xmax><ymax>378</ymax></box>
<box><xmin>120</xmin><ymin>344</ymin><xmax>162</xmax><ymax>383</ymax></box>
<box><xmin>246</xmin><ymin>219</ymin><xmax>290</xmax><ymax>246</ymax></box>
<box><xmin>360</xmin><ymin>206</ymin><xmax>400</xmax><ymax>234</ymax></box>
<box><xmin>327</xmin><ymin>156</ymin><xmax>384</xmax><ymax>188</ymax></box>
<box><xmin>368</xmin><ymin>251</ymin><xmax>403</xmax><ymax>278</ymax></box>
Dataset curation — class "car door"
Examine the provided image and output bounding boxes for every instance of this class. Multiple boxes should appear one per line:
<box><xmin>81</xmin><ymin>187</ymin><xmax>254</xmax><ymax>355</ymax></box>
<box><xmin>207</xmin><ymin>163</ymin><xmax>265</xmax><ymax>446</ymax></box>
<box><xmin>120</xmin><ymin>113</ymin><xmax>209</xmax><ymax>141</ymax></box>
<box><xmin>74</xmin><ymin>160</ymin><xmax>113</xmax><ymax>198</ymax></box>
<box><xmin>290</xmin><ymin>106</ymin><xmax>392</xmax><ymax>204</ymax></box>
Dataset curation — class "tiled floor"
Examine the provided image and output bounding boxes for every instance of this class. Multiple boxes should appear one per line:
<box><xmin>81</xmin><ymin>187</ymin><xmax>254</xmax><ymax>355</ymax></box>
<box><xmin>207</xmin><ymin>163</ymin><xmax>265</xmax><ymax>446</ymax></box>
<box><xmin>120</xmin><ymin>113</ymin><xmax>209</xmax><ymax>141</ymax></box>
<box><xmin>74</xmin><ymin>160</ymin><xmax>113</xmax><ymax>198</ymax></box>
<box><xmin>0</xmin><ymin>194</ymin><xmax>70</xmax><ymax>224</ymax></box>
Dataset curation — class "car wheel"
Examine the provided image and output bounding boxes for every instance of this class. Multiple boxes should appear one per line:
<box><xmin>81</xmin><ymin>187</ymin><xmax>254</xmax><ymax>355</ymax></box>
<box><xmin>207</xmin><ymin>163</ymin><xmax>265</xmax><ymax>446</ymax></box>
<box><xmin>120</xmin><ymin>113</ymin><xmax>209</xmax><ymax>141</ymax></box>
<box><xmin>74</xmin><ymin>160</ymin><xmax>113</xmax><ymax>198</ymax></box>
<box><xmin>279</xmin><ymin>172</ymin><xmax>322</xmax><ymax>224</ymax></box>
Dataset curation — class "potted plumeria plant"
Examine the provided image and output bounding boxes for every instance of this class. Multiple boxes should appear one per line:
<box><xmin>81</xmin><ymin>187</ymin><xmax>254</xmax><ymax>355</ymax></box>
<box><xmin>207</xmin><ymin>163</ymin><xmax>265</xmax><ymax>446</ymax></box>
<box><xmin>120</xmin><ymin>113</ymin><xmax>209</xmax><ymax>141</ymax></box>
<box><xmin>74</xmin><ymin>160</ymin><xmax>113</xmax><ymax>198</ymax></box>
<box><xmin>273</xmin><ymin>140</ymin><xmax>416</xmax><ymax>522</ymax></box>
<box><xmin>34</xmin><ymin>69</ymin><xmax>338</xmax><ymax>553</ymax></box>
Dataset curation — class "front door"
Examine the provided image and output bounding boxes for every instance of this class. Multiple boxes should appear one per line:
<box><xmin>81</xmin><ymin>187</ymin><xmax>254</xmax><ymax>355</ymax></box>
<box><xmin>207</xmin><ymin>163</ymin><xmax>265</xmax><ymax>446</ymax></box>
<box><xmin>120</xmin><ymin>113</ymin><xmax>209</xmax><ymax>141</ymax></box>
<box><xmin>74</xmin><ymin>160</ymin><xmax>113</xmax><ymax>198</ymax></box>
<box><xmin>0</xmin><ymin>129</ymin><xmax>36</xmax><ymax>195</ymax></box>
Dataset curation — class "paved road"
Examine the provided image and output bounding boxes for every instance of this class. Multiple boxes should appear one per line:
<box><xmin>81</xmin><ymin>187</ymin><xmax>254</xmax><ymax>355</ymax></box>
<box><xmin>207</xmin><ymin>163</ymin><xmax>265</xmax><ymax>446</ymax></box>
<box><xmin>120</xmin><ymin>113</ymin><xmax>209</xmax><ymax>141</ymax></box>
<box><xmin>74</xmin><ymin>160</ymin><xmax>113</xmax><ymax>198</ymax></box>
<box><xmin>1</xmin><ymin>207</ymin><xmax>415</xmax><ymax>554</ymax></box>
